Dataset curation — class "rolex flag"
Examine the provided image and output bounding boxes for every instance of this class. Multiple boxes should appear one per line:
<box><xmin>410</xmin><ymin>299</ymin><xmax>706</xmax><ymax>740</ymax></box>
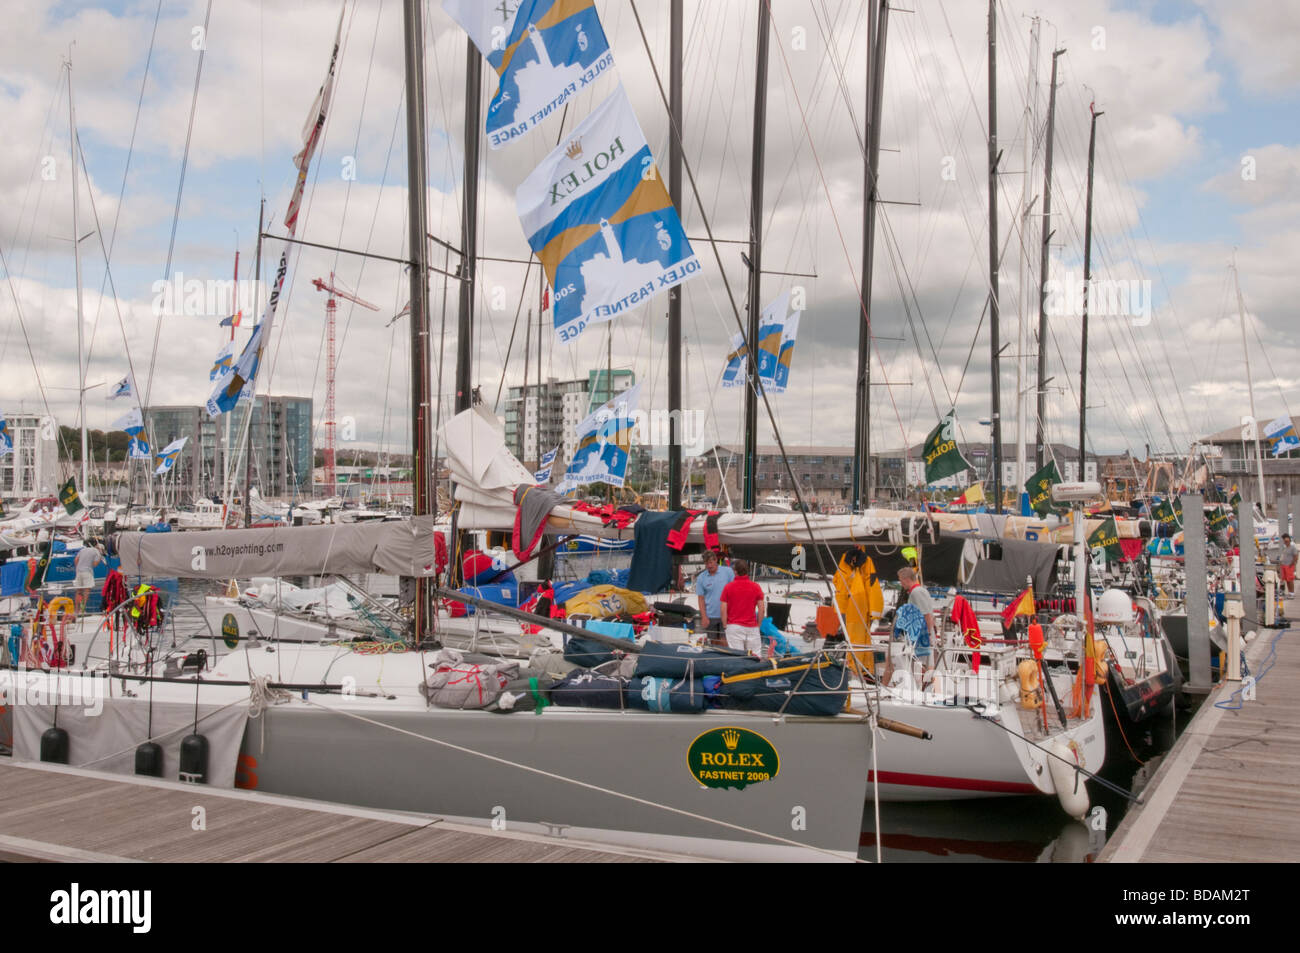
<box><xmin>1263</xmin><ymin>415</ymin><xmax>1300</xmax><ymax>457</ymax></box>
<box><xmin>447</xmin><ymin>0</ymin><xmax>616</xmax><ymax>150</ymax></box>
<box><xmin>559</xmin><ymin>382</ymin><xmax>641</xmax><ymax>489</ymax></box>
<box><xmin>721</xmin><ymin>332</ymin><xmax>747</xmax><ymax>388</ymax></box>
<box><xmin>59</xmin><ymin>477</ymin><xmax>84</xmax><ymax>515</ymax></box>
<box><xmin>154</xmin><ymin>436</ymin><xmax>189</xmax><ymax>476</ymax></box>
<box><xmin>516</xmin><ymin>86</ymin><xmax>700</xmax><ymax>344</ymax></box>
<box><xmin>922</xmin><ymin>411</ymin><xmax>973</xmax><ymax>484</ymax></box>
<box><xmin>1087</xmin><ymin>515</ymin><xmax>1123</xmax><ymax>563</ymax></box>
<box><xmin>1024</xmin><ymin>459</ymin><xmax>1064</xmax><ymax>517</ymax></box>
<box><xmin>534</xmin><ymin>445</ymin><xmax>558</xmax><ymax>484</ymax></box>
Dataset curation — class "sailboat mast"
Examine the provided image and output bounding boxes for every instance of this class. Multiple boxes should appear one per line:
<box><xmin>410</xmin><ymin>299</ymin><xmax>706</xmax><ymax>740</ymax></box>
<box><xmin>1015</xmin><ymin>18</ymin><xmax>1039</xmax><ymax>509</ymax></box>
<box><xmin>1035</xmin><ymin>48</ymin><xmax>1064</xmax><ymax>470</ymax></box>
<box><xmin>987</xmin><ymin>0</ymin><xmax>1003</xmax><ymax>513</ymax></box>
<box><xmin>667</xmin><ymin>0</ymin><xmax>683</xmax><ymax>511</ymax></box>
<box><xmin>68</xmin><ymin>58</ymin><xmax>89</xmax><ymax>498</ymax></box>
<box><xmin>853</xmin><ymin>0</ymin><xmax>888</xmax><ymax>511</ymax></box>
<box><xmin>743</xmin><ymin>0</ymin><xmax>770</xmax><ymax>512</ymax></box>
<box><xmin>1079</xmin><ymin>105</ymin><xmax>1102</xmax><ymax>475</ymax></box>
<box><xmin>242</xmin><ymin>200</ymin><xmax>264</xmax><ymax>527</ymax></box>
<box><xmin>1233</xmin><ymin>258</ymin><xmax>1267</xmax><ymax>507</ymax></box>
<box><xmin>455</xmin><ymin>38</ymin><xmax>480</xmax><ymax>417</ymax></box>
<box><xmin>405</xmin><ymin>0</ymin><xmax>437</xmax><ymax>640</ymax></box>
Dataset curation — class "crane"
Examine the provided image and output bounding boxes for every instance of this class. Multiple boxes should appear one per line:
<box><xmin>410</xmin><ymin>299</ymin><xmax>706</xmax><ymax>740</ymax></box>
<box><xmin>310</xmin><ymin>273</ymin><xmax>378</xmax><ymax>494</ymax></box>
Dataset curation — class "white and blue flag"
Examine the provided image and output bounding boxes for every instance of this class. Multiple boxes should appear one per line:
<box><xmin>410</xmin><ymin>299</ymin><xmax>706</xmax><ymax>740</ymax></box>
<box><xmin>534</xmin><ymin>445</ymin><xmax>558</xmax><ymax>483</ymax></box>
<box><xmin>110</xmin><ymin>406</ymin><xmax>144</xmax><ymax>435</ymax></box>
<box><xmin>721</xmin><ymin>332</ymin><xmax>747</xmax><ymax>389</ymax></box>
<box><xmin>446</xmin><ymin>0</ymin><xmax>615</xmax><ymax>151</ymax></box>
<box><xmin>109</xmin><ymin>375</ymin><xmax>133</xmax><ymax>400</ymax></box>
<box><xmin>128</xmin><ymin>435</ymin><xmax>151</xmax><ymax>460</ymax></box>
<box><xmin>516</xmin><ymin>86</ymin><xmax>701</xmax><ymax>344</ymax></box>
<box><xmin>207</xmin><ymin>252</ymin><xmax>284</xmax><ymax>417</ymax></box>
<box><xmin>1264</xmin><ymin>415</ymin><xmax>1300</xmax><ymax>457</ymax></box>
<box><xmin>756</xmin><ymin>291</ymin><xmax>803</xmax><ymax>394</ymax></box>
<box><xmin>209</xmin><ymin>341</ymin><xmax>236</xmax><ymax>381</ymax></box>
<box><xmin>154</xmin><ymin>436</ymin><xmax>189</xmax><ymax>476</ymax></box>
<box><xmin>0</xmin><ymin>411</ymin><xmax>12</xmax><ymax>457</ymax></box>
<box><xmin>558</xmin><ymin>382</ymin><xmax>640</xmax><ymax>489</ymax></box>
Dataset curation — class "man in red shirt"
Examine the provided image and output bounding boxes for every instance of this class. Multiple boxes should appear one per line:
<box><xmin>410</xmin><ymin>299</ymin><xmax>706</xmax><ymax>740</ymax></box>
<box><xmin>720</xmin><ymin>559</ymin><xmax>765</xmax><ymax>655</ymax></box>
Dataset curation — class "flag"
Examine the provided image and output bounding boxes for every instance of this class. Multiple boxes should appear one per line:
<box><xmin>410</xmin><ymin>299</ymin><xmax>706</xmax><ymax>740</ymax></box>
<box><xmin>58</xmin><ymin>477</ymin><xmax>84</xmax><ymax>515</ymax></box>
<box><xmin>1207</xmin><ymin>506</ymin><xmax>1232</xmax><ymax>542</ymax></box>
<box><xmin>516</xmin><ymin>85</ymin><xmax>700</xmax><ymax>344</ymax></box>
<box><xmin>109</xmin><ymin>375</ymin><xmax>133</xmax><ymax>399</ymax></box>
<box><xmin>448</xmin><ymin>0</ymin><xmax>616</xmax><ymax>150</ymax></box>
<box><xmin>1230</xmin><ymin>485</ymin><xmax>1242</xmax><ymax>508</ymax></box>
<box><xmin>1024</xmin><ymin>460</ymin><xmax>1064</xmax><ymax>517</ymax></box>
<box><xmin>534</xmin><ymin>445</ymin><xmax>558</xmax><ymax>483</ymax></box>
<box><xmin>154</xmin><ymin>436</ymin><xmax>189</xmax><ymax>476</ymax></box>
<box><xmin>1087</xmin><ymin>515</ymin><xmax>1123</xmax><ymax>563</ymax></box>
<box><xmin>26</xmin><ymin>538</ymin><xmax>54</xmax><ymax>594</ymax></box>
<box><xmin>1263</xmin><ymin>415</ymin><xmax>1299</xmax><ymax>457</ymax></box>
<box><xmin>219</xmin><ymin>310</ymin><xmax>243</xmax><ymax>329</ymax></box>
<box><xmin>955</xmin><ymin>482</ymin><xmax>985</xmax><ymax>505</ymax></box>
<box><xmin>1150</xmin><ymin>497</ymin><xmax>1183</xmax><ymax>529</ymax></box>
<box><xmin>128</xmin><ymin>435</ymin><xmax>151</xmax><ymax>460</ymax></box>
<box><xmin>0</xmin><ymin>411</ymin><xmax>11</xmax><ymax>457</ymax></box>
<box><xmin>207</xmin><ymin>255</ymin><xmax>282</xmax><ymax>417</ymax></box>
<box><xmin>559</xmin><ymin>382</ymin><xmax>641</xmax><ymax>488</ymax></box>
<box><xmin>110</xmin><ymin>406</ymin><xmax>144</xmax><ymax>435</ymax></box>
<box><xmin>771</xmin><ymin>312</ymin><xmax>801</xmax><ymax>393</ymax></box>
<box><xmin>1000</xmin><ymin>585</ymin><xmax>1034</xmax><ymax>628</ymax></box>
<box><xmin>721</xmin><ymin>332</ymin><xmax>747</xmax><ymax>388</ymax></box>
<box><xmin>209</xmin><ymin>340</ymin><xmax>236</xmax><ymax>381</ymax></box>
<box><xmin>283</xmin><ymin>8</ymin><xmax>343</xmax><ymax>234</ymax></box>
<box><xmin>921</xmin><ymin>411</ymin><xmax>972</xmax><ymax>484</ymax></box>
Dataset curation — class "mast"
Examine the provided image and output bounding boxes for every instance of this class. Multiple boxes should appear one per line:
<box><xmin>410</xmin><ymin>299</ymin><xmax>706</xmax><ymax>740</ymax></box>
<box><xmin>324</xmin><ymin>271</ymin><xmax>338</xmax><ymax>491</ymax></box>
<box><xmin>987</xmin><ymin>0</ymin><xmax>1003</xmax><ymax>512</ymax></box>
<box><xmin>1015</xmin><ymin>18</ymin><xmax>1039</xmax><ymax>509</ymax></box>
<box><xmin>242</xmin><ymin>200</ymin><xmax>264</xmax><ymax>527</ymax></box>
<box><xmin>405</xmin><ymin>0</ymin><xmax>437</xmax><ymax>639</ymax></box>
<box><xmin>454</xmin><ymin>38</ymin><xmax>480</xmax><ymax>418</ymax></box>
<box><xmin>1079</xmin><ymin>104</ymin><xmax>1102</xmax><ymax>476</ymax></box>
<box><xmin>853</xmin><ymin>0</ymin><xmax>888</xmax><ymax>511</ymax></box>
<box><xmin>68</xmin><ymin>58</ymin><xmax>89</xmax><ymax>498</ymax></box>
<box><xmin>743</xmin><ymin>0</ymin><xmax>770</xmax><ymax>512</ymax></box>
<box><xmin>1036</xmin><ymin>48</ymin><xmax>1064</xmax><ymax>469</ymax></box>
<box><xmin>1233</xmin><ymin>257</ymin><xmax>1267</xmax><ymax>507</ymax></box>
<box><xmin>667</xmin><ymin>0</ymin><xmax>684</xmax><ymax>511</ymax></box>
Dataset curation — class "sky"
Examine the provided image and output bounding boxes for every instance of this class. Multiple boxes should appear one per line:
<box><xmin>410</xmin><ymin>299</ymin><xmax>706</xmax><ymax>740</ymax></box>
<box><xmin>1</xmin><ymin>0</ymin><xmax>1297</xmax><ymax>482</ymax></box>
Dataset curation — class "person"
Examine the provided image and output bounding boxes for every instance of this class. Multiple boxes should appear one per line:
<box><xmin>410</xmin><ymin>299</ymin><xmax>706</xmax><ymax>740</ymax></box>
<box><xmin>719</xmin><ymin>559</ymin><xmax>765</xmax><ymax>656</ymax></box>
<box><xmin>73</xmin><ymin>540</ymin><xmax>104</xmax><ymax>618</ymax></box>
<box><xmin>834</xmin><ymin>547</ymin><xmax>883</xmax><ymax>676</ymax></box>
<box><xmin>897</xmin><ymin>566</ymin><xmax>937</xmax><ymax>677</ymax></box>
<box><xmin>694</xmin><ymin>550</ymin><xmax>734</xmax><ymax>645</ymax></box>
<box><xmin>1279</xmin><ymin>534</ymin><xmax>1298</xmax><ymax>596</ymax></box>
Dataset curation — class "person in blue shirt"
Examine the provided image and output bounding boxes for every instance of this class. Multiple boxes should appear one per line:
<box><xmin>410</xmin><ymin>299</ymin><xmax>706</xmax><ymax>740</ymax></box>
<box><xmin>694</xmin><ymin>551</ymin><xmax>735</xmax><ymax>645</ymax></box>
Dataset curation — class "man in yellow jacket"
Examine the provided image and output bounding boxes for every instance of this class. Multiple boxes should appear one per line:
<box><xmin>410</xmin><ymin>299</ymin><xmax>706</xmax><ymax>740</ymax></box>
<box><xmin>834</xmin><ymin>548</ymin><xmax>883</xmax><ymax>676</ymax></box>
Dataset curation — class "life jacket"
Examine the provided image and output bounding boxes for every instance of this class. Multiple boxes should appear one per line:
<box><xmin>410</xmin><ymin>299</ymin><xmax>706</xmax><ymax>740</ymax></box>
<box><xmin>666</xmin><ymin>510</ymin><xmax>701</xmax><ymax>550</ymax></box>
<box><xmin>129</xmin><ymin>584</ymin><xmax>162</xmax><ymax>630</ymax></box>
<box><xmin>101</xmin><ymin>569</ymin><xmax>130</xmax><ymax>614</ymax></box>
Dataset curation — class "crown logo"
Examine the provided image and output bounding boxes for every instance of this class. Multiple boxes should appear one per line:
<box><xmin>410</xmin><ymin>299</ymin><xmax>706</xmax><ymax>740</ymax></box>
<box><xmin>565</xmin><ymin>138</ymin><xmax>583</xmax><ymax>160</ymax></box>
<box><xmin>721</xmin><ymin>729</ymin><xmax>740</xmax><ymax>750</ymax></box>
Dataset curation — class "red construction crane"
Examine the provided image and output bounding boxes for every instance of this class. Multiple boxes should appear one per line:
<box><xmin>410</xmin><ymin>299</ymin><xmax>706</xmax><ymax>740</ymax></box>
<box><xmin>310</xmin><ymin>273</ymin><xmax>378</xmax><ymax>494</ymax></box>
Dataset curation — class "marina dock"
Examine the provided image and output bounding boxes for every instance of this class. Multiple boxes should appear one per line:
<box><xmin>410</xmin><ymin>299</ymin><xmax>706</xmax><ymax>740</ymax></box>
<box><xmin>1101</xmin><ymin>598</ymin><xmax>1299</xmax><ymax>863</ymax></box>
<box><xmin>0</xmin><ymin>761</ymin><xmax>671</xmax><ymax>863</ymax></box>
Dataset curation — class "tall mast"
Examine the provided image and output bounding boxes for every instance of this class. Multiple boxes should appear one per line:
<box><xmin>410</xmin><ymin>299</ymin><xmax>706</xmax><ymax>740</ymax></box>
<box><xmin>743</xmin><ymin>0</ymin><xmax>770</xmax><ymax>512</ymax></box>
<box><xmin>1015</xmin><ymin>18</ymin><xmax>1039</xmax><ymax>509</ymax></box>
<box><xmin>68</xmin><ymin>57</ymin><xmax>89</xmax><ymax>498</ymax></box>
<box><xmin>405</xmin><ymin>0</ymin><xmax>438</xmax><ymax>640</ymax></box>
<box><xmin>242</xmin><ymin>200</ymin><xmax>264</xmax><ymax>527</ymax></box>
<box><xmin>667</xmin><ymin>0</ymin><xmax>684</xmax><ymax>510</ymax></box>
<box><xmin>987</xmin><ymin>0</ymin><xmax>1003</xmax><ymax>512</ymax></box>
<box><xmin>454</xmin><ymin>39</ymin><xmax>480</xmax><ymax>417</ymax></box>
<box><xmin>1079</xmin><ymin>104</ymin><xmax>1102</xmax><ymax>476</ymax></box>
<box><xmin>1233</xmin><ymin>257</ymin><xmax>1267</xmax><ymax>507</ymax></box>
<box><xmin>853</xmin><ymin>0</ymin><xmax>888</xmax><ymax>511</ymax></box>
<box><xmin>1036</xmin><ymin>48</ymin><xmax>1064</xmax><ymax>470</ymax></box>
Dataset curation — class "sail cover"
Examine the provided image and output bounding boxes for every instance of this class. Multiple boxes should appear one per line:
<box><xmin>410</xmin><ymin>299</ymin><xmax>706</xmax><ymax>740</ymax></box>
<box><xmin>116</xmin><ymin>516</ymin><xmax>440</xmax><ymax>579</ymax></box>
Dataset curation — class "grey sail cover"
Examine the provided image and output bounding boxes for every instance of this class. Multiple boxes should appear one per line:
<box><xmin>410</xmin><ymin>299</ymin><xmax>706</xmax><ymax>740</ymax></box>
<box><xmin>116</xmin><ymin>516</ymin><xmax>440</xmax><ymax>579</ymax></box>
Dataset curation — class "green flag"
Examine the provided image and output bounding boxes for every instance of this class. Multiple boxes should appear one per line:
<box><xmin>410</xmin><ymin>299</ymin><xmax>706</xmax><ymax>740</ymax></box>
<box><xmin>922</xmin><ymin>411</ymin><xmax>973</xmax><ymax>484</ymax></box>
<box><xmin>1024</xmin><ymin>460</ymin><xmax>1064</xmax><ymax>516</ymax></box>
<box><xmin>1087</xmin><ymin>515</ymin><xmax>1123</xmax><ymax>563</ymax></box>
<box><xmin>59</xmin><ymin>477</ymin><xmax>84</xmax><ymax>515</ymax></box>
<box><xmin>27</xmin><ymin>538</ymin><xmax>54</xmax><ymax>592</ymax></box>
<box><xmin>1151</xmin><ymin>498</ymin><xmax>1183</xmax><ymax>529</ymax></box>
<box><xmin>1207</xmin><ymin>506</ymin><xmax>1232</xmax><ymax>543</ymax></box>
<box><xmin>1230</xmin><ymin>485</ymin><xmax>1242</xmax><ymax>508</ymax></box>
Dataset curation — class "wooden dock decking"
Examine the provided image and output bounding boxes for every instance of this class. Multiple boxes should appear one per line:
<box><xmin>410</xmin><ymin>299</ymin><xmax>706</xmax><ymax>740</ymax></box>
<box><xmin>1102</xmin><ymin>598</ymin><xmax>1300</xmax><ymax>863</ymax></box>
<box><xmin>0</xmin><ymin>761</ymin><xmax>671</xmax><ymax>863</ymax></box>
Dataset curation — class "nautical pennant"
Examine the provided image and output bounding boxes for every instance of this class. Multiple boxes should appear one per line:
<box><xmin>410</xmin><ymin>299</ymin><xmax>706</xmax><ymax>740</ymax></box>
<box><xmin>446</xmin><ymin>0</ymin><xmax>616</xmax><ymax>150</ymax></box>
<box><xmin>922</xmin><ymin>411</ymin><xmax>973</xmax><ymax>484</ymax></box>
<box><xmin>558</xmin><ymin>382</ymin><xmax>641</xmax><ymax>489</ymax></box>
<box><xmin>154</xmin><ymin>436</ymin><xmax>189</xmax><ymax>476</ymax></box>
<box><xmin>516</xmin><ymin>86</ymin><xmax>700</xmax><ymax>344</ymax></box>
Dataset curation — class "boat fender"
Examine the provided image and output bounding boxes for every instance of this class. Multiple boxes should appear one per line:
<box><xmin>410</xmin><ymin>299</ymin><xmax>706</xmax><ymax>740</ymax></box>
<box><xmin>179</xmin><ymin>733</ymin><xmax>209</xmax><ymax>784</ymax></box>
<box><xmin>1017</xmin><ymin>659</ymin><xmax>1042</xmax><ymax>710</ymax></box>
<box><xmin>135</xmin><ymin>741</ymin><xmax>164</xmax><ymax>777</ymax></box>
<box><xmin>40</xmin><ymin>726</ymin><xmax>70</xmax><ymax>764</ymax></box>
<box><xmin>1048</xmin><ymin>739</ymin><xmax>1089</xmax><ymax>820</ymax></box>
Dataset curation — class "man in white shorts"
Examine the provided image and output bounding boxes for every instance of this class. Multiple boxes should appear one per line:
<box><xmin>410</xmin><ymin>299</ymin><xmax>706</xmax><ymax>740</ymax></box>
<box><xmin>73</xmin><ymin>541</ymin><xmax>103</xmax><ymax>618</ymax></box>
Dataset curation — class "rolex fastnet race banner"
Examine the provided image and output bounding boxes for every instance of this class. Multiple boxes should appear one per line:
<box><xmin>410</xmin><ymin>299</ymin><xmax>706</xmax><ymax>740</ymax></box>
<box><xmin>516</xmin><ymin>85</ymin><xmax>701</xmax><ymax>344</ymax></box>
<box><xmin>446</xmin><ymin>0</ymin><xmax>616</xmax><ymax>150</ymax></box>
